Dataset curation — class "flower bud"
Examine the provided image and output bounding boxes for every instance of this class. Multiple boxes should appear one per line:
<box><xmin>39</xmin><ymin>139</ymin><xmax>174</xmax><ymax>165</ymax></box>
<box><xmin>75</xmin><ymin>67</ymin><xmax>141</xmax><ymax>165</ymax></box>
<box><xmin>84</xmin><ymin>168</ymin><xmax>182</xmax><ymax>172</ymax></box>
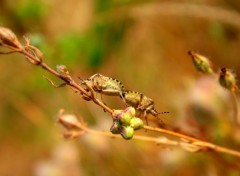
<box><xmin>121</xmin><ymin>126</ymin><xmax>134</xmax><ymax>140</ymax></box>
<box><xmin>130</xmin><ymin>117</ymin><xmax>143</xmax><ymax>130</ymax></box>
<box><xmin>110</xmin><ymin>121</ymin><xmax>121</xmax><ymax>134</ymax></box>
<box><xmin>219</xmin><ymin>68</ymin><xmax>237</xmax><ymax>91</ymax></box>
<box><xmin>112</xmin><ymin>110</ymin><xmax>123</xmax><ymax>120</ymax></box>
<box><xmin>0</xmin><ymin>27</ymin><xmax>22</xmax><ymax>49</ymax></box>
<box><xmin>119</xmin><ymin>113</ymin><xmax>133</xmax><ymax>126</ymax></box>
<box><xmin>123</xmin><ymin>107</ymin><xmax>136</xmax><ymax>117</ymax></box>
<box><xmin>188</xmin><ymin>51</ymin><xmax>213</xmax><ymax>74</ymax></box>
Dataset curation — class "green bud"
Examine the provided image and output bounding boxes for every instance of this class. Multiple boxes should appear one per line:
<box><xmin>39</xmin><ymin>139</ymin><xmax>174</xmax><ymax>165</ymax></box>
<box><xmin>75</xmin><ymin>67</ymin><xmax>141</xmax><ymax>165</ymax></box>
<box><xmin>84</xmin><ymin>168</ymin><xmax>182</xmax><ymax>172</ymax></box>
<box><xmin>124</xmin><ymin>107</ymin><xmax>136</xmax><ymax>117</ymax></box>
<box><xmin>121</xmin><ymin>126</ymin><xmax>134</xmax><ymax>140</ymax></box>
<box><xmin>119</xmin><ymin>113</ymin><xmax>133</xmax><ymax>126</ymax></box>
<box><xmin>130</xmin><ymin>117</ymin><xmax>143</xmax><ymax>130</ymax></box>
<box><xmin>110</xmin><ymin>121</ymin><xmax>121</xmax><ymax>134</ymax></box>
<box><xmin>112</xmin><ymin>110</ymin><xmax>123</xmax><ymax>120</ymax></box>
<box><xmin>188</xmin><ymin>51</ymin><xmax>213</xmax><ymax>74</ymax></box>
<box><xmin>219</xmin><ymin>68</ymin><xmax>237</xmax><ymax>92</ymax></box>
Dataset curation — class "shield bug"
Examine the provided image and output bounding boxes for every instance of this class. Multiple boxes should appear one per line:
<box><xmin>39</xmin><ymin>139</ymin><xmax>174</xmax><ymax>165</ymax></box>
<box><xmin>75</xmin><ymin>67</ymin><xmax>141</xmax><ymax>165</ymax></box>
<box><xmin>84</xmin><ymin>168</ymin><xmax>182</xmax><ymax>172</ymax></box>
<box><xmin>121</xmin><ymin>90</ymin><xmax>169</xmax><ymax>125</ymax></box>
<box><xmin>80</xmin><ymin>73</ymin><xmax>126</xmax><ymax>101</ymax></box>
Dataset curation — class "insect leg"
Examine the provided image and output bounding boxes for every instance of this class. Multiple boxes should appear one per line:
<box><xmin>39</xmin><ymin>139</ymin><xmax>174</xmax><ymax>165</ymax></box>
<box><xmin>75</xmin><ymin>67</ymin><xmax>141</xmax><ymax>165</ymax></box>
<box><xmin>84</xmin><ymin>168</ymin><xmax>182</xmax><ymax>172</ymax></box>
<box><xmin>119</xmin><ymin>92</ymin><xmax>128</xmax><ymax>106</ymax></box>
<box><xmin>138</xmin><ymin>93</ymin><xmax>144</xmax><ymax>108</ymax></box>
<box><xmin>143</xmin><ymin>110</ymin><xmax>149</xmax><ymax>126</ymax></box>
<box><xmin>81</xmin><ymin>81</ymin><xmax>96</xmax><ymax>100</ymax></box>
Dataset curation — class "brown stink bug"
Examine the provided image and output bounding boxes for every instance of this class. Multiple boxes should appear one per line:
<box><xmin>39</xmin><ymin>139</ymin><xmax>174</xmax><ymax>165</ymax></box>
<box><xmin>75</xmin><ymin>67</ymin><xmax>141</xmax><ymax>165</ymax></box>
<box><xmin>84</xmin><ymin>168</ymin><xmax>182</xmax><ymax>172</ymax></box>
<box><xmin>121</xmin><ymin>90</ymin><xmax>169</xmax><ymax>125</ymax></box>
<box><xmin>80</xmin><ymin>73</ymin><xmax>126</xmax><ymax>101</ymax></box>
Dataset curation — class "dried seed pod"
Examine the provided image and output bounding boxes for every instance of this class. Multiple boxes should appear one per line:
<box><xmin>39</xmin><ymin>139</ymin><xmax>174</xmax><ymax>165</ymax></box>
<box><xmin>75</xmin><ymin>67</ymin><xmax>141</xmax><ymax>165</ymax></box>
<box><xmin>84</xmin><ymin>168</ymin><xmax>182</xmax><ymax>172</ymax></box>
<box><xmin>57</xmin><ymin>114</ymin><xmax>80</xmax><ymax>130</ymax></box>
<box><xmin>0</xmin><ymin>27</ymin><xmax>22</xmax><ymax>50</ymax></box>
<box><xmin>219</xmin><ymin>68</ymin><xmax>237</xmax><ymax>92</ymax></box>
<box><xmin>188</xmin><ymin>51</ymin><xmax>213</xmax><ymax>74</ymax></box>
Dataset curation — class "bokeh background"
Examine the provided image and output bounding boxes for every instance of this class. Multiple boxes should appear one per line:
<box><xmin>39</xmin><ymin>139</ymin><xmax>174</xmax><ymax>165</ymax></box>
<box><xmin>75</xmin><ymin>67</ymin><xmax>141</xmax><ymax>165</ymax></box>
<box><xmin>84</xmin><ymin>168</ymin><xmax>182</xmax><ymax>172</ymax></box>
<box><xmin>0</xmin><ymin>0</ymin><xmax>240</xmax><ymax>175</ymax></box>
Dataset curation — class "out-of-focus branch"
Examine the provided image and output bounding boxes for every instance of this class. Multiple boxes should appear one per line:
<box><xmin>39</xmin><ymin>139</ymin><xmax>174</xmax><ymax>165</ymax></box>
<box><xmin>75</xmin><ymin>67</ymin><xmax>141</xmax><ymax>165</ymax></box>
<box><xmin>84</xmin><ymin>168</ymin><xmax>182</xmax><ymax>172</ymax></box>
<box><xmin>129</xmin><ymin>2</ymin><xmax>240</xmax><ymax>29</ymax></box>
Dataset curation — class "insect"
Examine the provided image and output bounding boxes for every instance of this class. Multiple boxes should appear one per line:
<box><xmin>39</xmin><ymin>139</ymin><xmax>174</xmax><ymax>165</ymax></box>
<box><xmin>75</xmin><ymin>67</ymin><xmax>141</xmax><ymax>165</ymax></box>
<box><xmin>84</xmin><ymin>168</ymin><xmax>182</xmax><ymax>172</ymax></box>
<box><xmin>121</xmin><ymin>90</ymin><xmax>169</xmax><ymax>125</ymax></box>
<box><xmin>80</xmin><ymin>73</ymin><xmax>126</xmax><ymax>101</ymax></box>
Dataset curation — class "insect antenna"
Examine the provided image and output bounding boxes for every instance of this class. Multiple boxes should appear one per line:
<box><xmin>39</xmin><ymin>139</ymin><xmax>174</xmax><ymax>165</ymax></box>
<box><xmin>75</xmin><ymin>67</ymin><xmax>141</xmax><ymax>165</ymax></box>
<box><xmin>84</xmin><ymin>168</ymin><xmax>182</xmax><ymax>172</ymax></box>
<box><xmin>156</xmin><ymin>111</ymin><xmax>170</xmax><ymax>115</ymax></box>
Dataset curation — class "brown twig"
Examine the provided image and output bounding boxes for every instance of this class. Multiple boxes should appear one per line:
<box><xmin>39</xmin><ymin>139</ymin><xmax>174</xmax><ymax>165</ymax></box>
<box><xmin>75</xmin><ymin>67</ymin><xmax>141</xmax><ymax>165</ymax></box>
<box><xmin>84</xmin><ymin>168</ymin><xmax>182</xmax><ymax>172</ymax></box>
<box><xmin>19</xmin><ymin>49</ymin><xmax>113</xmax><ymax>114</ymax></box>
<box><xmin>231</xmin><ymin>91</ymin><xmax>240</xmax><ymax>125</ymax></box>
<box><xmin>57</xmin><ymin>112</ymin><xmax>240</xmax><ymax>157</ymax></box>
<box><xmin>129</xmin><ymin>3</ymin><xmax>240</xmax><ymax>29</ymax></box>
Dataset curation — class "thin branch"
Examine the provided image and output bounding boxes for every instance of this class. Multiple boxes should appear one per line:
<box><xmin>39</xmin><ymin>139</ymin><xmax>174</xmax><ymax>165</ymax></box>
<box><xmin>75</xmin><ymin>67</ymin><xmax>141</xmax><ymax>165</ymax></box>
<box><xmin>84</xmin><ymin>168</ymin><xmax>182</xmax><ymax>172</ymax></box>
<box><xmin>231</xmin><ymin>91</ymin><xmax>240</xmax><ymax>125</ymax></box>
<box><xmin>19</xmin><ymin>49</ymin><xmax>113</xmax><ymax>114</ymax></box>
<box><xmin>129</xmin><ymin>3</ymin><xmax>240</xmax><ymax>29</ymax></box>
<box><xmin>58</xmin><ymin>113</ymin><xmax>240</xmax><ymax>157</ymax></box>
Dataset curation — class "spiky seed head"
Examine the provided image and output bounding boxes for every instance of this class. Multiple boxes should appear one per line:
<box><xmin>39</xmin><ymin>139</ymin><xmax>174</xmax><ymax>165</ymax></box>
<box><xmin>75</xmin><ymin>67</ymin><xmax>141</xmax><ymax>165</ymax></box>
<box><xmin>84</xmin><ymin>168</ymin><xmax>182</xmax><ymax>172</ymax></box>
<box><xmin>130</xmin><ymin>117</ymin><xmax>143</xmax><ymax>130</ymax></box>
<box><xmin>219</xmin><ymin>68</ymin><xmax>237</xmax><ymax>92</ymax></box>
<box><xmin>121</xmin><ymin>126</ymin><xmax>134</xmax><ymax>140</ymax></box>
<box><xmin>188</xmin><ymin>51</ymin><xmax>213</xmax><ymax>74</ymax></box>
<box><xmin>0</xmin><ymin>27</ymin><xmax>22</xmax><ymax>49</ymax></box>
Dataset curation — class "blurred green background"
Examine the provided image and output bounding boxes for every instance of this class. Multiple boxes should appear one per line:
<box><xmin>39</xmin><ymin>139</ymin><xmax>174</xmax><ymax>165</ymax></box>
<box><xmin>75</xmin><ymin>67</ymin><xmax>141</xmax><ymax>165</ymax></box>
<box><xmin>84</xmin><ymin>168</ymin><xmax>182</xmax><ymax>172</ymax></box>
<box><xmin>0</xmin><ymin>0</ymin><xmax>240</xmax><ymax>175</ymax></box>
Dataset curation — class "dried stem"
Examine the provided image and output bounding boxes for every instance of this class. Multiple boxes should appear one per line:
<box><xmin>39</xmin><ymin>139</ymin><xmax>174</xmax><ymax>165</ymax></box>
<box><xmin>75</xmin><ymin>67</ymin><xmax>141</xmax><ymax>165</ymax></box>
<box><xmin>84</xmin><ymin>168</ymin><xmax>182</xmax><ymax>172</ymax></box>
<box><xmin>19</xmin><ymin>49</ymin><xmax>113</xmax><ymax>114</ymax></box>
<box><xmin>58</xmin><ymin>112</ymin><xmax>240</xmax><ymax>157</ymax></box>
<box><xmin>231</xmin><ymin>91</ymin><xmax>240</xmax><ymax>125</ymax></box>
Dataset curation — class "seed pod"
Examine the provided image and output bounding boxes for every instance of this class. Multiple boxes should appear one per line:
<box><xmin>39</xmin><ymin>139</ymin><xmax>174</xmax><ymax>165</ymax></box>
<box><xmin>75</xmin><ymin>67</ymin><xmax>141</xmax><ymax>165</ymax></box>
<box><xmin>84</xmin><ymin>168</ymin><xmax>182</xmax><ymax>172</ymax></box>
<box><xmin>121</xmin><ymin>126</ymin><xmax>134</xmax><ymax>140</ymax></box>
<box><xmin>130</xmin><ymin>117</ymin><xmax>143</xmax><ymax>130</ymax></box>
<box><xmin>57</xmin><ymin>114</ymin><xmax>80</xmax><ymax>130</ymax></box>
<box><xmin>0</xmin><ymin>27</ymin><xmax>22</xmax><ymax>49</ymax></box>
<box><xmin>188</xmin><ymin>51</ymin><xmax>213</xmax><ymax>74</ymax></box>
<box><xmin>219</xmin><ymin>68</ymin><xmax>237</xmax><ymax>92</ymax></box>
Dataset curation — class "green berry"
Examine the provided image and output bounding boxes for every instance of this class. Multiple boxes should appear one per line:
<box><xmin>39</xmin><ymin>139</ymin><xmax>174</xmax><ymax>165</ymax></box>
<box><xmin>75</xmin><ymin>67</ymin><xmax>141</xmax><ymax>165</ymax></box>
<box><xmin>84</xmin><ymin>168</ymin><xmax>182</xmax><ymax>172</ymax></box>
<box><xmin>130</xmin><ymin>117</ymin><xmax>143</xmax><ymax>130</ymax></box>
<box><xmin>119</xmin><ymin>113</ymin><xmax>132</xmax><ymax>126</ymax></box>
<box><xmin>121</xmin><ymin>126</ymin><xmax>134</xmax><ymax>140</ymax></box>
<box><xmin>110</xmin><ymin>121</ymin><xmax>121</xmax><ymax>134</ymax></box>
<box><xmin>124</xmin><ymin>107</ymin><xmax>136</xmax><ymax>117</ymax></box>
<box><xmin>112</xmin><ymin>110</ymin><xmax>123</xmax><ymax>120</ymax></box>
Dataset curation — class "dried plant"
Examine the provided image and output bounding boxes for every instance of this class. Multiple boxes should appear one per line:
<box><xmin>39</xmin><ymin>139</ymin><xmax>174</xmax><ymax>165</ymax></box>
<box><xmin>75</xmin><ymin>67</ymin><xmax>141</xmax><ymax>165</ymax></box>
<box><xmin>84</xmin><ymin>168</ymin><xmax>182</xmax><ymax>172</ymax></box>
<box><xmin>189</xmin><ymin>51</ymin><xmax>240</xmax><ymax>124</ymax></box>
<box><xmin>1</xmin><ymin>26</ymin><xmax>240</xmax><ymax>158</ymax></box>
